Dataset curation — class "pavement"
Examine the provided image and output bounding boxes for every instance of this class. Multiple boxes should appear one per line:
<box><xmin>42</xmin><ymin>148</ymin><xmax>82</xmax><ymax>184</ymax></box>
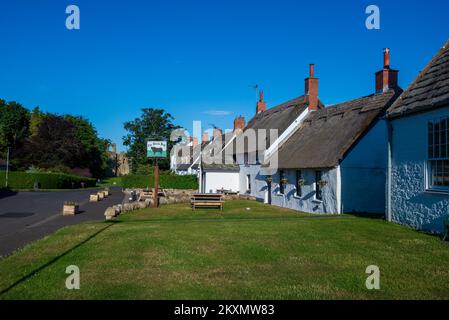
<box><xmin>0</xmin><ymin>187</ymin><xmax>125</xmax><ymax>258</ymax></box>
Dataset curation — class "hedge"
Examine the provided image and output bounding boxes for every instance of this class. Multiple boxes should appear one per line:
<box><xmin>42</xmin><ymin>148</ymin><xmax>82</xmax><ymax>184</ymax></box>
<box><xmin>0</xmin><ymin>171</ymin><xmax>96</xmax><ymax>189</ymax></box>
<box><xmin>121</xmin><ymin>174</ymin><xmax>198</xmax><ymax>190</ymax></box>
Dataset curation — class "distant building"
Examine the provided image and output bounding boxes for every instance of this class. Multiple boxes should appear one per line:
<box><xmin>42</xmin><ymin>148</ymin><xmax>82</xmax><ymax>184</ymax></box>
<box><xmin>107</xmin><ymin>143</ymin><xmax>131</xmax><ymax>176</ymax></box>
<box><xmin>386</xmin><ymin>40</ymin><xmax>449</xmax><ymax>234</ymax></box>
<box><xmin>171</xmin><ymin>137</ymin><xmax>201</xmax><ymax>177</ymax></box>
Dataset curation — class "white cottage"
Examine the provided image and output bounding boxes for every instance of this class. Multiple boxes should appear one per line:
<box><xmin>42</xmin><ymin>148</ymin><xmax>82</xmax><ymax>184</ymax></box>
<box><xmin>200</xmin><ymin>63</ymin><xmax>325</xmax><ymax>195</ymax></box>
<box><xmin>386</xmin><ymin>40</ymin><xmax>449</xmax><ymax>234</ymax></box>
<box><xmin>200</xmin><ymin>128</ymin><xmax>240</xmax><ymax>193</ymax></box>
<box><xmin>237</xmin><ymin>65</ymin><xmax>325</xmax><ymax>197</ymax></box>
<box><xmin>261</xmin><ymin>49</ymin><xmax>402</xmax><ymax>214</ymax></box>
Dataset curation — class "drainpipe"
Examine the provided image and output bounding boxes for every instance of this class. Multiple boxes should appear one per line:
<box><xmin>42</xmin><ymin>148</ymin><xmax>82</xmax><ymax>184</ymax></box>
<box><xmin>386</xmin><ymin>119</ymin><xmax>393</xmax><ymax>222</ymax></box>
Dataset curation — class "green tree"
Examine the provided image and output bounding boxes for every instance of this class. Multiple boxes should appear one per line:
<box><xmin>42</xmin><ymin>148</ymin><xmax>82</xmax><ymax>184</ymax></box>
<box><xmin>64</xmin><ymin>115</ymin><xmax>110</xmax><ymax>177</ymax></box>
<box><xmin>0</xmin><ymin>100</ymin><xmax>30</xmax><ymax>157</ymax></box>
<box><xmin>29</xmin><ymin>107</ymin><xmax>45</xmax><ymax>137</ymax></box>
<box><xmin>123</xmin><ymin>108</ymin><xmax>180</xmax><ymax>171</ymax></box>
<box><xmin>16</xmin><ymin>115</ymin><xmax>85</xmax><ymax>171</ymax></box>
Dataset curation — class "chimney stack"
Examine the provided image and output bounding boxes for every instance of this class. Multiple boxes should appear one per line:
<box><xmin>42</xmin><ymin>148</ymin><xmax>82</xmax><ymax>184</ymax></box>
<box><xmin>375</xmin><ymin>48</ymin><xmax>399</xmax><ymax>93</ymax></box>
<box><xmin>256</xmin><ymin>90</ymin><xmax>267</xmax><ymax>114</ymax></box>
<box><xmin>233</xmin><ymin>116</ymin><xmax>246</xmax><ymax>134</ymax></box>
<box><xmin>305</xmin><ymin>64</ymin><xmax>319</xmax><ymax>111</ymax></box>
<box><xmin>202</xmin><ymin>132</ymin><xmax>209</xmax><ymax>143</ymax></box>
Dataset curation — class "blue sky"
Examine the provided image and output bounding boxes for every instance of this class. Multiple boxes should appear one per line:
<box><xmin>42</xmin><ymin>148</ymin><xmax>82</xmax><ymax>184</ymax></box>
<box><xmin>1</xmin><ymin>0</ymin><xmax>448</xmax><ymax>151</ymax></box>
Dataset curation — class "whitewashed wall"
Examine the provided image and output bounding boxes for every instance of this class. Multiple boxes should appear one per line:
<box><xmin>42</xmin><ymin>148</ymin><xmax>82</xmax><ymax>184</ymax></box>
<box><xmin>255</xmin><ymin>168</ymin><xmax>340</xmax><ymax>214</ymax></box>
<box><xmin>389</xmin><ymin>106</ymin><xmax>449</xmax><ymax>234</ymax></box>
<box><xmin>239</xmin><ymin>164</ymin><xmax>264</xmax><ymax>196</ymax></box>
<box><xmin>204</xmin><ymin>171</ymin><xmax>240</xmax><ymax>193</ymax></box>
<box><xmin>340</xmin><ymin>120</ymin><xmax>387</xmax><ymax>213</ymax></box>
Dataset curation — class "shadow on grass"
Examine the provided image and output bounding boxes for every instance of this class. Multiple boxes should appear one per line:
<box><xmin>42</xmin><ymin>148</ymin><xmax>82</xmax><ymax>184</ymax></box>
<box><xmin>117</xmin><ymin>215</ymin><xmax>356</xmax><ymax>225</ymax></box>
<box><xmin>344</xmin><ymin>212</ymin><xmax>385</xmax><ymax>220</ymax></box>
<box><xmin>0</xmin><ymin>222</ymin><xmax>115</xmax><ymax>297</ymax></box>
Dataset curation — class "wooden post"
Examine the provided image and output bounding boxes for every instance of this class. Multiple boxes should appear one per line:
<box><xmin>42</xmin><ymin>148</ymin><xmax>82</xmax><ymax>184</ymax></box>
<box><xmin>153</xmin><ymin>161</ymin><xmax>159</xmax><ymax>208</ymax></box>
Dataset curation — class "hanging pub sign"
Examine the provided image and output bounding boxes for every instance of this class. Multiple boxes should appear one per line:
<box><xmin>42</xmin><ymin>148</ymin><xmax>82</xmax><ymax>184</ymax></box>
<box><xmin>147</xmin><ymin>141</ymin><xmax>167</xmax><ymax>158</ymax></box>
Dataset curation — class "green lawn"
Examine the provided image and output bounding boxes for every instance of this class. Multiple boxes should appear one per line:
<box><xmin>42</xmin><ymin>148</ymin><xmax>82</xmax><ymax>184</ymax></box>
<box><xmin>1</xmin><ymin>200</ymin><xmax>448</xmax><ymax>300</ymax></box>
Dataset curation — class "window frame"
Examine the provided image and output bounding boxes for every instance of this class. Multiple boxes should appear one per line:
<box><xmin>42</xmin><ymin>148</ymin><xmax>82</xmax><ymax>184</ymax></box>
<box><xmin>427</xmin><ymin>117</ymin><xmax>449</xmax><ymax>192</ymax></box>
<box><xmin>279</xmin><ymin>170</ymin><xmax>285</xmax><ymax>195</ymax></box>
<box><xmin>315</xmin><ymin>170</ymin><xmax>323</xmax><ymax>201</ymax></box>
<box><xmin>295</xmin><ymin>170</ymin><xmax>302</xmax><ymax>198</ymax></box>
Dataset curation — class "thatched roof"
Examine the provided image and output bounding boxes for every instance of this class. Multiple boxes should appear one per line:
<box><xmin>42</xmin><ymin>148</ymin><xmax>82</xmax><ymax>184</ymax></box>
<box><xmin>271</xmin><ymin>89</ymin><xmax>402</xmax><ymax>169</ymax></box>
<box><xmin>387</xmin><ymin>40</ymin><xmax>449</xmax><ymax>119</ymax></box>
<box><xmin>201</xmin><ymin>95</ymin><xmax>324</xmax><ymax>171</ymax></box>
<box><xmin>245</xmin><ymin>95</ymin><xmax>324</xmax><ymax>147</ymax></box>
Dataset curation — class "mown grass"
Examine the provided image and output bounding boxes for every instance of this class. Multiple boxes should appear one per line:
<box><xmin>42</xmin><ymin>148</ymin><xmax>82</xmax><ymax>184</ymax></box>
<box><xmin>0</xmin><ymin>201</ymin><xmax>448</xmax><ymax>300</ymax></box>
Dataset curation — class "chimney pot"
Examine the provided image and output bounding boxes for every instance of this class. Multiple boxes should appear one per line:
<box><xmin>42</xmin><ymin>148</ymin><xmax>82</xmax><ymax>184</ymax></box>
<box><xmin>309</xmin><ymin>64</ymin><xmax>315</xmax><ymax>78</ymax></box>
<box><xmin>256</xmin><ymin>90</ymin><xmax>267</xmax><ymax>114</ymax></box>
<box><xmin>384</xmin><ymin>48</ymin><xmax>390</xmax><ymax>69</ymax></box>
<box><xmin>202</xmin><ymin>132</ymin><xmax>209</xmax><ymax>143</ymax></box>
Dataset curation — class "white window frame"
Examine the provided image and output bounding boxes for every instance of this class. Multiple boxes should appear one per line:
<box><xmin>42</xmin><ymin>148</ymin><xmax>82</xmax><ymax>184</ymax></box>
<box><xmin>426</xmin><ymin>116</ymin><xmax>449</xmax><ymax>193</ymax></box>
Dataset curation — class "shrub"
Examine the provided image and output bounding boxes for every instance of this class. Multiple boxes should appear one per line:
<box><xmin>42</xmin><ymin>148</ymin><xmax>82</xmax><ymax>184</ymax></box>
<box><xmin>121</xmin><ymin>174</ymin><xmax>198</xmax><ymax>190</ymax></box>
<box><xmin>0</xmin><ymin>171</ymin><xmax>96</xmax><ymax>189</ymax></box>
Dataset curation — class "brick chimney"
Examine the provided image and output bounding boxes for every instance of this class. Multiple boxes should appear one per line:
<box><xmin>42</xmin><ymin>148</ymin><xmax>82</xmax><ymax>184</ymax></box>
<box><xmin>234</xmin><ymin>116</ymin><xmax>246</xmax><ymax>134</ymax></box>
<box><xmin>375</xmin><ymin>48</ymin><xmax>399</xmax><ymax>93</ymax></box>
<box><xmin>213</xmin><ymin>127</ymin><xmax>222</xmax><ymax>139</ymax></box>
<box><xmin>256</xmin><ymin>90</ymin><xmax>267</xmax><ymax>114</ymax></box>
<box><xmin>192</xmin><ymin>137</ymin><xmax>199</xmax><ymax>147</ymax></box>
<box><xmin>305</xmin><ymin>64</ymin><xmax>319</xmax><ymax>111</ymax></box>
<box><xmin>202</xmin><ymin>132</ymin><xmax>209</xmax><ymax>143</ymax></box>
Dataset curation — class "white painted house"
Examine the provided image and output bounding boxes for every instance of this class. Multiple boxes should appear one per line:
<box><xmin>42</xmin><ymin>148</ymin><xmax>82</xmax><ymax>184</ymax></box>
<box><xmin>386</xmin><ymin>40</ymin><xmax>449</xmax><ymax>234</ymax></box>
<box><xmin>237</xmin><ymin>65</ymin><xmax>325</xmax><ymax>197</ymax></box>
<box><xmin>200</xmin><ymin>129</ymin><xmax>240</xmax><ymax>193</ymax></box>
<box><xmin>261</xmin><ymin>49</ymin><xmax>402</xmax><ymax>214</ymax></box>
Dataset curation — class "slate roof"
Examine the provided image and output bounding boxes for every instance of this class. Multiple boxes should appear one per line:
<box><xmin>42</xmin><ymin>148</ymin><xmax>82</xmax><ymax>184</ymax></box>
<box><xmin>271</xmin><ymin>88</ymin><xmax>402</xmax><ymax>169</ymax></box>
<box><xmin>387</xmin><ymin>40</ymin><xmax>449</xmax><ymax>119</ymax></box>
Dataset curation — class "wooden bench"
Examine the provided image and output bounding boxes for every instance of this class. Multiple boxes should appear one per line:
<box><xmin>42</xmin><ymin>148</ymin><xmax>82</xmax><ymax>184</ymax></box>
<box><xmin>138</xmin><ymin>189</ymin><xmax>166</xmax><ymax>202</ymax></box>
<box><xmin>217</xmin><ymin>188</ymin><xmax>238</xmax><ymax>196</ymax></box>
<box><xmin>191</xmin><ymin>194</ymin><xmax>224</xmax><ymax>210</ymax></box>
<box><xmin>138</xmin><ymin>190</ymin><xmax>153</xmax><ymax>201</ymax></box>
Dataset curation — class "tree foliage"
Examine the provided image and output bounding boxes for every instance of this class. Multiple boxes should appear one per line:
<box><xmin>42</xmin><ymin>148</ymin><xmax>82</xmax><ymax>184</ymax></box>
<box><xmin>17</xmin><ymin>115</ymin><xmax>86</xmax><ymax>171</ymax></box>
<box><xmin>0</xmin><ymin>97</ymin><xmax>110</xmax><ymax>178</ymax></box>
<box><xmin>123</xmin><ymin>108</ymin><xmax>180</xmax><ymax>171</ymax></box>
<box><xmin>0</xmin><ymin>100</ymin><xmax>30</xmax><ymax>157</ymax></box>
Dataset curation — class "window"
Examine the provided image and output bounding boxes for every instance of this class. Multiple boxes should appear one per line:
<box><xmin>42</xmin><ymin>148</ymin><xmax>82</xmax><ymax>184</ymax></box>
<box><xmin>246</xmin><ymin>175</ymin><xmax>251</xmax><ymax>193</ymax></box>
<box><xmin>315</xmin><ymin>171</ymin><xmax>323</xmax><ymax>201</ymax></box>
<box><xmin>428</xmin><ymin>118</ymin><xmax>449</xmax><ymax>190</ymax></box>
<box><xmin>279</xmin><ymin>170</ymin><xmax>285</xmax><ymax>194</ymax></box>
<box><xmin>296</xmin><ymin>170</ymin><xmax>302</xmax><ymax>197</ymax></box>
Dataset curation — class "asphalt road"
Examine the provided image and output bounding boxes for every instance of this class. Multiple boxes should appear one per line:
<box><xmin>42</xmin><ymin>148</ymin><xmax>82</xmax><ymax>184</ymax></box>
<box><xmin>0</xmin><ymin>187</ymin><xmax>124</xmax><ymax>258</ymax></box>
